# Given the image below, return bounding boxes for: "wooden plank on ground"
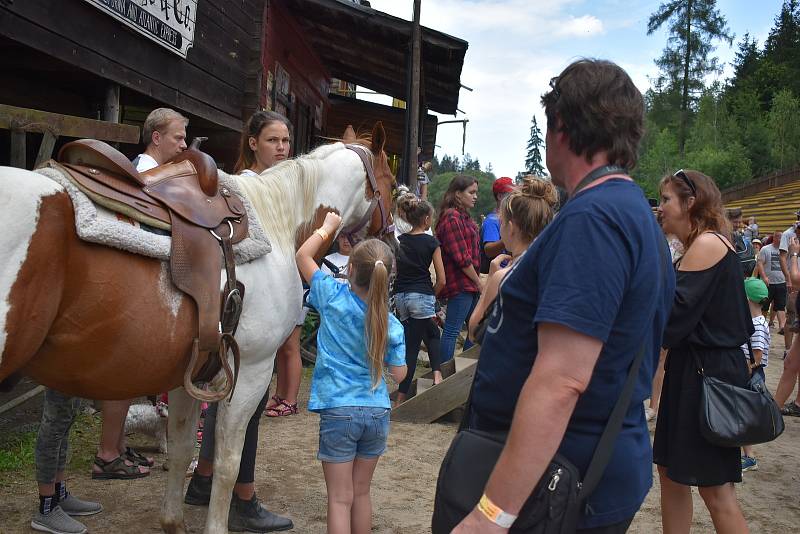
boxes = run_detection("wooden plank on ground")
[391,358,477,424]
[0,104,139,144]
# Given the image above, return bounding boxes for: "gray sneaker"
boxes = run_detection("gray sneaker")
[59,494,103,516]
[31,506,88,534]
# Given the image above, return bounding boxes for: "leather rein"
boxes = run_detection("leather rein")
[341,144,395,244]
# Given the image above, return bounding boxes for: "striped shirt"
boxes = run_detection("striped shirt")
[741,315,770,368]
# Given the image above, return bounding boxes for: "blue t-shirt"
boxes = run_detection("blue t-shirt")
[307,270,406,411]
[481,211,501,243]
[471,179,675,529]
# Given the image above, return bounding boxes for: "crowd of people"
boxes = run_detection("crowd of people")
[24,57,798,534]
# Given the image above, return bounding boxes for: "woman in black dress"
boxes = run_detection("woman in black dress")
[654,170,751,534]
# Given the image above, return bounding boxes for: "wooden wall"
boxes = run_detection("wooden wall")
[0,0,264,131]
[262,0,330,155]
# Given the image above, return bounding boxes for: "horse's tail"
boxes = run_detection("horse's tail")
[0,167,69,385]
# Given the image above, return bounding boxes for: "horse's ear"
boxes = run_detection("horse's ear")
[342,125,356,143]
[371,121,386,155]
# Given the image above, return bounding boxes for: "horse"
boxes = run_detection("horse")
[0,122,396,533]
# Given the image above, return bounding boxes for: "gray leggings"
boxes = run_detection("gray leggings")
[35,388,81,484]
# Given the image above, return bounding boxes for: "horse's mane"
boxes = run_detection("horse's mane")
[235,142,347,253]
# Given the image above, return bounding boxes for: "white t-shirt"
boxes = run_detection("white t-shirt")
[741,314,770,368]
[779,226,797,252]
[133,153,159,172]
[238,169,259,177]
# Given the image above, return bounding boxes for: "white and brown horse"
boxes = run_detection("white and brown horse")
[0,123,395,533]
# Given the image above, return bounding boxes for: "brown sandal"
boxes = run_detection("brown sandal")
[264,396,299,417]
[124,446,155,467]
[92,455,149,480]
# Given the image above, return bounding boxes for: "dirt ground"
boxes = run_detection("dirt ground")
[1,339,799,533]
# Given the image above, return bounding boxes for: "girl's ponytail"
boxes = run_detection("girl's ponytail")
[365,259,389,389]
[349,239,394,389]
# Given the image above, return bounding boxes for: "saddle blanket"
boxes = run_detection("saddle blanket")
[36,166,271,265]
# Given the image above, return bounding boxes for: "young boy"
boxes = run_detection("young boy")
[741,277,771,472]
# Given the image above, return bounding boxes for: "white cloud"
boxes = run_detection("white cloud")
[553,15,605,38]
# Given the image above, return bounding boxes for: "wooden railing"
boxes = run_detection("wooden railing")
[722,166,800,202]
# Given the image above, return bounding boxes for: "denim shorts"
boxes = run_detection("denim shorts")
[318,406,390,463]
[394,291,436,321]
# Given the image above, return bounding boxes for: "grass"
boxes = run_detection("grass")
[0,410,102,488]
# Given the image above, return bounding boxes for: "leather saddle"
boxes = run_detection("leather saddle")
[54,139,247,401]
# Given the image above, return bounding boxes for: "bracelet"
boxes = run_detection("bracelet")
[792,252,798,257]
[477,493,517,528]
[314,228,329,241]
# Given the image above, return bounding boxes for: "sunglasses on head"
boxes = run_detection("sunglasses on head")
[674,169,697,197]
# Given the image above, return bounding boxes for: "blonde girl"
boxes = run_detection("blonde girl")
[296,212,407,534]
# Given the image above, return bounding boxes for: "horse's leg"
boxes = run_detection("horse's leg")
[204,362,273,534]
[160,387,200,534]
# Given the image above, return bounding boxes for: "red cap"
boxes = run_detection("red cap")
[492,177,515,195]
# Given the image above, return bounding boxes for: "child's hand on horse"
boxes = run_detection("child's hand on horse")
[321,212,342,233]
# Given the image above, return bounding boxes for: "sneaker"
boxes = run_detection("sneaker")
[31,506,88,534]
[228,494,293,532]
[781,401,800,417]
[58,494,103,516]
[741,456,759,472]
[184,472,212,506]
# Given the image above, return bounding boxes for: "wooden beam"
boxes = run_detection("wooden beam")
[407,0,422,193]
[103,84,121,124]
[34,131,58,169]
[0,104,139,144]
[391,357,477,424]
[10,129,26,168]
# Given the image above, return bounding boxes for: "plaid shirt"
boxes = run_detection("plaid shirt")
[436,208,481,299]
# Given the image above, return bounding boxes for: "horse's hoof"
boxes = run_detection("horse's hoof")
[160,520,187,534]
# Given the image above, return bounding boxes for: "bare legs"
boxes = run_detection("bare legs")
[649,349,668,418]
[322,458,380,534]
[266,326,302,413]
[658,466,748,534]
[94,399,149,475]
[775,334,800,407]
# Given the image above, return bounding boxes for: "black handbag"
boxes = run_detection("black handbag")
[431,343,646,534]
[696,341,785,448]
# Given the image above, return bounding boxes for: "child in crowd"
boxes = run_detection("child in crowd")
[393,195,446,404]
[741,277,771,472]
[322,233,352,282]
[468,176,558,343]
[296,212,407,534]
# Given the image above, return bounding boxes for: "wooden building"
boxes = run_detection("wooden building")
[0,0,264,169]
[0,0,467,175]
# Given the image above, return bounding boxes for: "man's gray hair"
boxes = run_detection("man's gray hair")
[142,108,189,145]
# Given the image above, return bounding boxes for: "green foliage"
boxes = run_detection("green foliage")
[638,1,800,193]
[427,169,498,225]
[769,89,800,169]
[0,431,36,473]
[524,115,545,176]
[647,0,733,154]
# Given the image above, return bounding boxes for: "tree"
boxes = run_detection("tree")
[647,0,733,156]
[769,89,800,168]
[524,115,546,176]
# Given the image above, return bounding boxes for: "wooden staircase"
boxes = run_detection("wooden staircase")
[725,179,800,234]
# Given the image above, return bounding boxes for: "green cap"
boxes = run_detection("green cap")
[744,277,768,303]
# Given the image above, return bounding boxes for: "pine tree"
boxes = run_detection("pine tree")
[647,0,733,156]
[524,115,545,176]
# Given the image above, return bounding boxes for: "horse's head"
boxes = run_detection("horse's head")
[337,122,398,252]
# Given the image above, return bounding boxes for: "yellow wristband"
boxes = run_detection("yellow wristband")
[477,493,517,528]
[314,228,329,241]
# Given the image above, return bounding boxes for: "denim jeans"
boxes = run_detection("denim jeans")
[440,291,479,363]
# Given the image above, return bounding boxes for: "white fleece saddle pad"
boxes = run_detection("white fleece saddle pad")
[36,166,271,265]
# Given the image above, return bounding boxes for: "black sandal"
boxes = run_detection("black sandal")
[92,455,149,480]
[124,446,155,467]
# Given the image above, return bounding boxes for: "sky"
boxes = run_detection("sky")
[358,0,785,178]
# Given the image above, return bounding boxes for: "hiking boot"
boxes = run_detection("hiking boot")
[31,506,88,534]
[228,494,293,532]
[741,456,759,472]
[781,401,800,417]
[184,472,212,506]
[58,494,103,517]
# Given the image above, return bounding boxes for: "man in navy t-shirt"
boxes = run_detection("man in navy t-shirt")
[450,59,675,534]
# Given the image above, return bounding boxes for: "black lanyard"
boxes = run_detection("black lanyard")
[571,165,627,199]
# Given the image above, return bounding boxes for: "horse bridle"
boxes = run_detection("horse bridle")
[341,144,395,244]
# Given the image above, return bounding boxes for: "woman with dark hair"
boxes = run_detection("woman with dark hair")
[435,174,481,363]
[185,110,294,533]
[234,110,291,175]
[655,169,751,534]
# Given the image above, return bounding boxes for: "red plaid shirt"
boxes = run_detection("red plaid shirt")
[436,208,481,299]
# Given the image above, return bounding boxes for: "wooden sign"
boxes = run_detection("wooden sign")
[82,0,198,58]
